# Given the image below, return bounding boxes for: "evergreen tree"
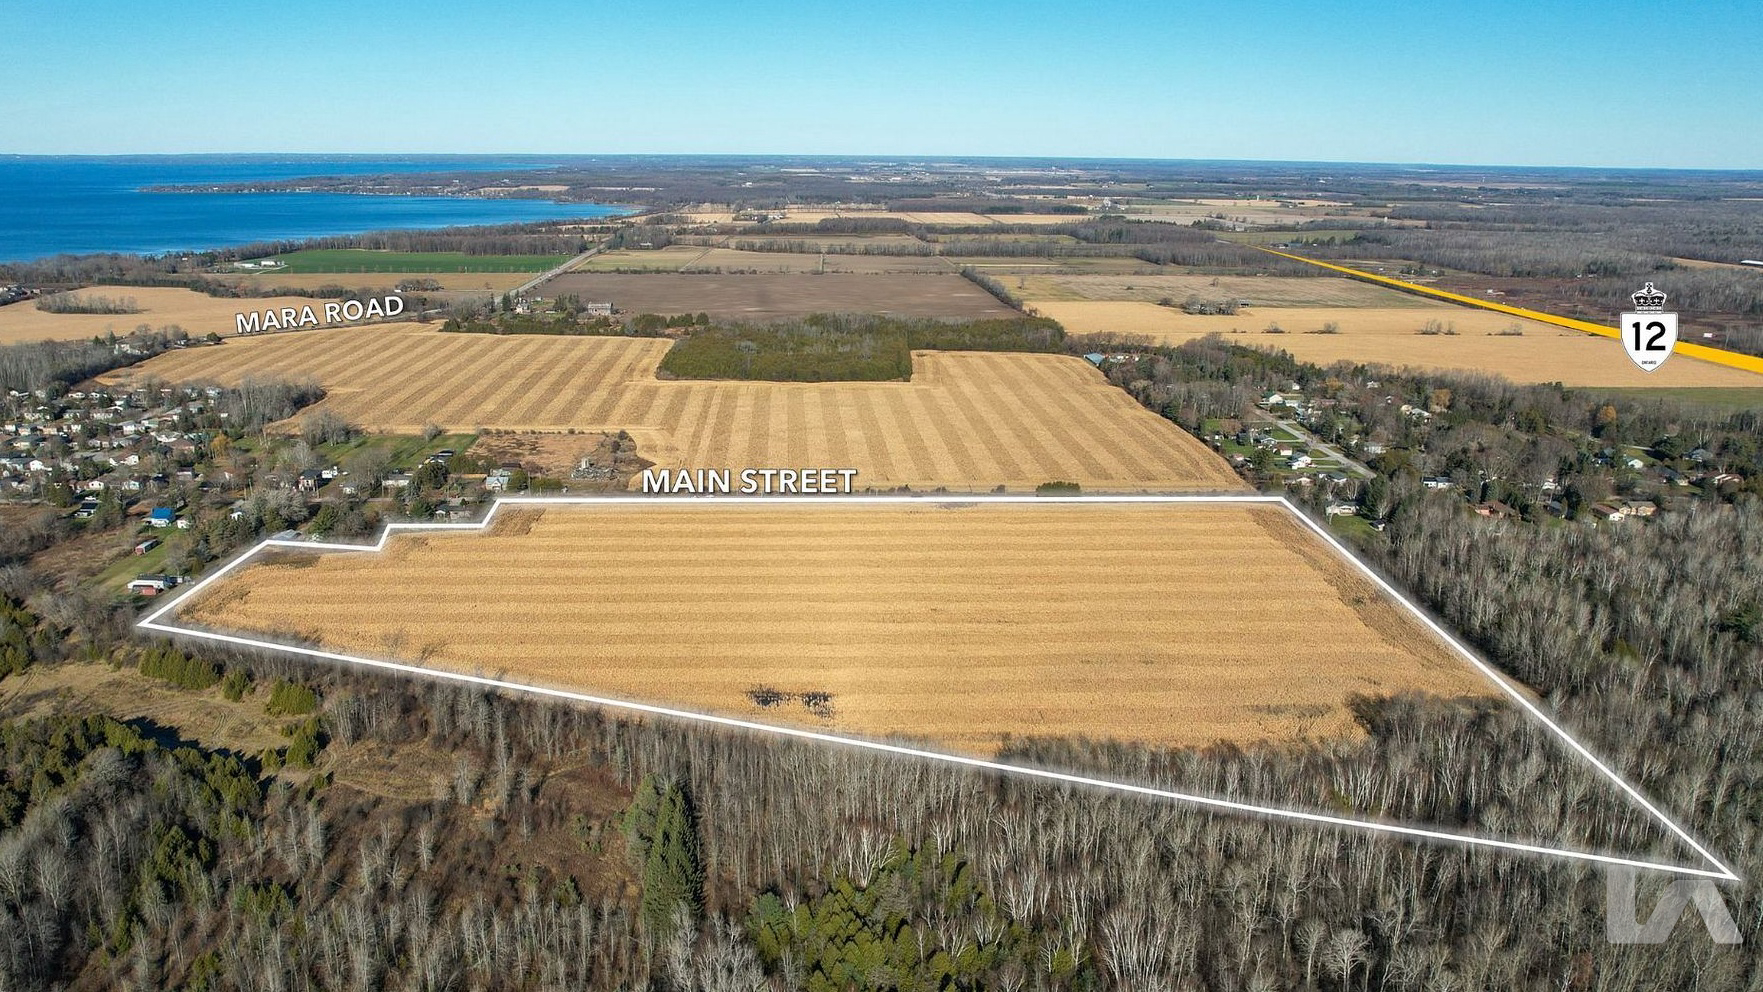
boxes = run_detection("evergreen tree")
[625,777,703,936]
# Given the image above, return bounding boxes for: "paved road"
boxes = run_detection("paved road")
[1263,413,1375,479]
[511,241,611,298]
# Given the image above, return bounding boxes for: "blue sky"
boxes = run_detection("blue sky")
[4,0,1758,168]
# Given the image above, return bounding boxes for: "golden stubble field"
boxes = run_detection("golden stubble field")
[180,502,1498,753]
[102,325,1244,491]
[1037,301,1763,387]
[0,285,332,344]
[1019,274,1427,307]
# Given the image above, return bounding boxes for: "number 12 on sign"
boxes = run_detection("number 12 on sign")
[1620,311,1677,373]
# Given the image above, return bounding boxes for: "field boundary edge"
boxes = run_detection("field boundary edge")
[137,493,1740,882]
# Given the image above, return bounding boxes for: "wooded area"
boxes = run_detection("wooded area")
[656,315,1065,382]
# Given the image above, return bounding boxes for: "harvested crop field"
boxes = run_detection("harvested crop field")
[0,285,327,344]
[102,325,1243,491]
[962,257,1166,275]
[178,501,1497,752]
[1036,301,1763,387]
[1037,303,1556,339]
[539,272,1015,321]
[1020,273,1427,307]
[1125,199,1381,224]
[582,247,953,275]
[570,246,709,272]
[680,249,953,275]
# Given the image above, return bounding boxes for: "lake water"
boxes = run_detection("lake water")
[0,156,628,263]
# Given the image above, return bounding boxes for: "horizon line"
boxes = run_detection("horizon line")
[4,151,1762,175]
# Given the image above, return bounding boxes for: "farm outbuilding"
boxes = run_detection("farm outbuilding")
[128,575,175,595]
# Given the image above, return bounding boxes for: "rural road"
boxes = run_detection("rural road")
[513,241,611,298]
[1265,413,1375,479]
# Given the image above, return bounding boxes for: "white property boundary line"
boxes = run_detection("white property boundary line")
[139,494,1740,882]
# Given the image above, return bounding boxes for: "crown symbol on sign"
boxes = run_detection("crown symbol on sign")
[1631,282,1667,311]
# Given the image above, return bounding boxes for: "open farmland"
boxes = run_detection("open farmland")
[1019,273,1427,307]
[1040,304,1558,338]
[265,249,572,273]
[961,256,1166,275]
[681,249,953,274]
[178,501,1497,753]
[1120,198,1388,225]
[0,285,330,343]
[1038,301,1763,387]
[888,212,1004,226]
[569,246,708,271]
[539,272,1016,321]
[209,270,534,293]
[670,207,1094,227]
[726,234,930,251]
[572,247,951,275]
[101,325,1244,491]
[673,208,854,225]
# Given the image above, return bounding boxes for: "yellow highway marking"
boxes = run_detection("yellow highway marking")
[1253,247,1763,378]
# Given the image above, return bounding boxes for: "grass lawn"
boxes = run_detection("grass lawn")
[1599,386,1763,415]
[266,249,572,274]
[1327,512,1381,544]
[321,432,479,470]
[1217,439,1257,460]
[95,538,171,591]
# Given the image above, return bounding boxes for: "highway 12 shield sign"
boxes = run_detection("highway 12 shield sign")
[1620,282,1677,373]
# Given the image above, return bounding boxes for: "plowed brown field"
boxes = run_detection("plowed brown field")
[181,502,1496,752]
[102,325,1243,491]
[539,272,1015,321]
